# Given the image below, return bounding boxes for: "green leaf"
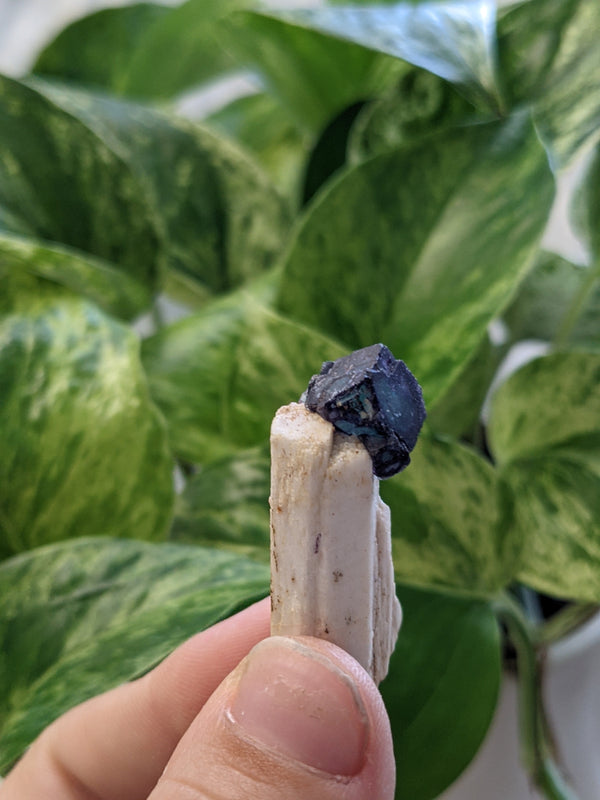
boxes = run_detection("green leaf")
[497,0,580,105]
[529,0,600,168]
[426,332,507,440]
[266,1,503,113]
[120,0,246,100]
[0,270,69,319]
[278,113,554,406]
[570,142,600,262]
[142,283,345,463]
[348,66,479,162]
[0,537,269,771]
[552,144,600,350]
[33,0,246,100]
[0,231,151,320]
[565,278,600,352]
[32,4,171,95]
[226,10,400,132]
[207,92,309,201]
[502,250,599,351]
[27,79,291,297]
[171,446,270,563]
[302,100,367,204]
[489,353,600,601]
[502,447,600,602]
[0,295,174,555]
[489,352,600,464]
[382,434,516,597]
[0,75,163,289]
[383,584,501,800]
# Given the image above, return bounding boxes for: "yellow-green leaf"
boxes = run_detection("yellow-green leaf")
[0,538,268,771]
[0,295,174,555]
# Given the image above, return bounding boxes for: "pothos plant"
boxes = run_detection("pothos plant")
[0,1,599,797]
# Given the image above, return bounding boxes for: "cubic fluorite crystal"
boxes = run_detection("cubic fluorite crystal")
[304,343,426,479]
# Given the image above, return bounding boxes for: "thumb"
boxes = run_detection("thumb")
[148,635,396,800]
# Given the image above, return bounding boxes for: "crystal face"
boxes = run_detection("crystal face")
[304,343,426,479]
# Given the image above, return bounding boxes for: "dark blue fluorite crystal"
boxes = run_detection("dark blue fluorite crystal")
[304,343,426,479]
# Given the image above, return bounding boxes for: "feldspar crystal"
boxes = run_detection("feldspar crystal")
[270,402,402,683]
[304,343,426,479]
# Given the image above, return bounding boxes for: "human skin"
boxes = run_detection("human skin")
[1,597,396,800]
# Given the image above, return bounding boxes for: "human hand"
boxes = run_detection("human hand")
[1,597,395,799]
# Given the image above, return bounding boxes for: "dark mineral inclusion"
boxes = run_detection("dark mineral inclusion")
[303,343,426,479]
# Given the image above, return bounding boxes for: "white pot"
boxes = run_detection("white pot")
[440,613,600,799]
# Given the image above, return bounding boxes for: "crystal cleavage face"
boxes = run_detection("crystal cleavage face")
[303,343,426,479]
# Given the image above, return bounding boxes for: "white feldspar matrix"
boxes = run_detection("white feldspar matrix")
[270,402,402,685]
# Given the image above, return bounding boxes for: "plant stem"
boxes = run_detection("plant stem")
[553,262,600,350]
[493,594,581,800]
[151,298,164,332]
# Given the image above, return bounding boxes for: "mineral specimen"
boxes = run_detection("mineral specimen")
[303,343,426,478]
[270,402,402,683]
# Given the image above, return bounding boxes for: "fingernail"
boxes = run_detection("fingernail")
[229,637,368,776]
